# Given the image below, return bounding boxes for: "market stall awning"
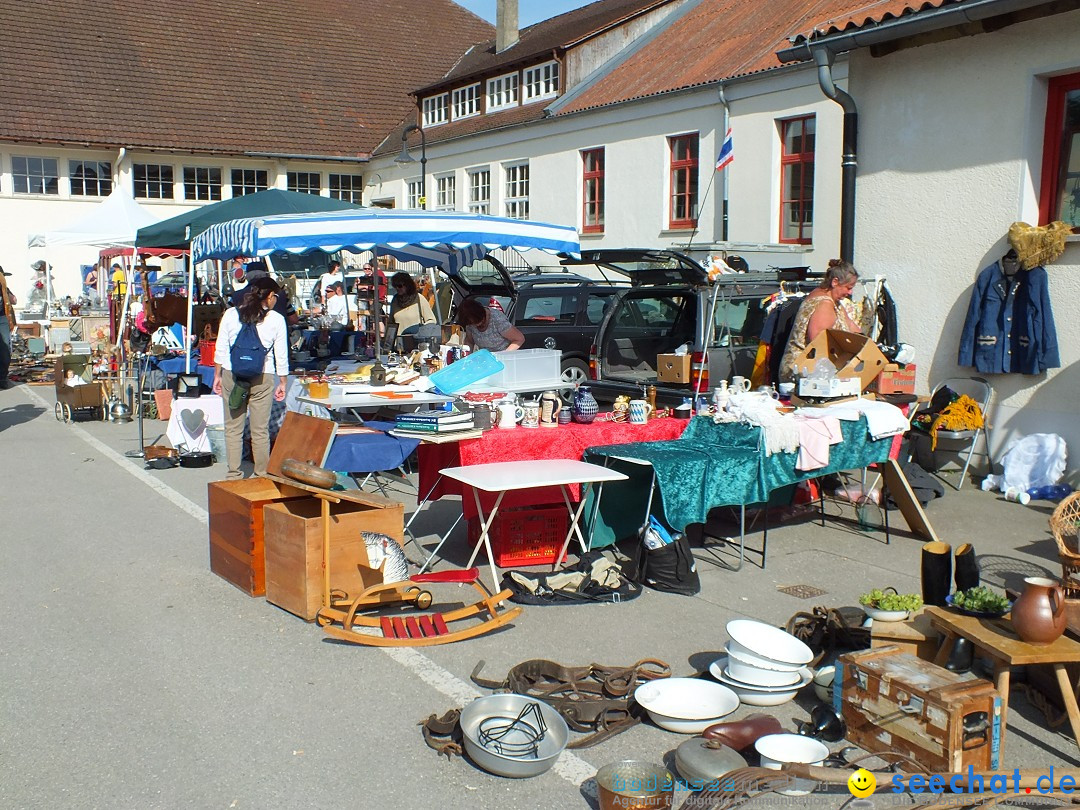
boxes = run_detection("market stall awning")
[191,208,581,273]
[28,188,162,248]
[99,246,188,260]
[134,189,362,249]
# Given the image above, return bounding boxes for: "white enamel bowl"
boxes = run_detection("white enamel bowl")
[863,606,909,622]
[726,619,814,667]
[812,665,836,703]
[724,640,805,673]
[711,659,811,707]
[724,647,801,687]
[634,678,740,734]
[754,733,830,795]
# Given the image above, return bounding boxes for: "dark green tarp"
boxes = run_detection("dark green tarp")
[134,189,362,249]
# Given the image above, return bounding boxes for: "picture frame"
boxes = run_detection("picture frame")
[381,322,399,353]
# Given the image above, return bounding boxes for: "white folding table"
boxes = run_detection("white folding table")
[422,459,628,588]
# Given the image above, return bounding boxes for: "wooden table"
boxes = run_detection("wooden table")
[927,606,1080,750]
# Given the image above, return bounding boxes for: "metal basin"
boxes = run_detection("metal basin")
[459,694,569,778]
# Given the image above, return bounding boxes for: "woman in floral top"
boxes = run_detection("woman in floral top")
[456,298,524,352]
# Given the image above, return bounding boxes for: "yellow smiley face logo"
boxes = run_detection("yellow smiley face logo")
[848,768,876,797]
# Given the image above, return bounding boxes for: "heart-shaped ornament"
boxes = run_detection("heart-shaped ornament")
[180,408,207,435]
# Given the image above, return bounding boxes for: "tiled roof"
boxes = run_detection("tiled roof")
[787,0,958,40]
[0,0,492,157]
[415,0,675,94]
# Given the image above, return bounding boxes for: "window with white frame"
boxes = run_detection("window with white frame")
[452,84,481,120]
[423,94,449,127]
[523,61,560,103]
[231,168,268,196]
[435,174,456,210]
[504,162,529,220]
[183,166,222,201]
[407,179,425,209]
[486,72,519,112]
[12,156,59,195]
[468,168,490,214]
[134,163,174,199]
[287,171,321,194]
[70,160,112,196]
[329,173,364,203]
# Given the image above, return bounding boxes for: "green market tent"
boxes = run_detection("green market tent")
[134,189,361,249]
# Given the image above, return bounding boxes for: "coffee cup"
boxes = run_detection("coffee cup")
[496,402,524,429]
[521,399,541,428]
[629,399,654,425]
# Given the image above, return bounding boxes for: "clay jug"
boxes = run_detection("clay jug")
[1011,577,1066,645]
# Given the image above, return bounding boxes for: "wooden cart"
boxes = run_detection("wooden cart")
[54,355,105,422]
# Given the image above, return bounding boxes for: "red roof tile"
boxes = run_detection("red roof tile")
[0,0,492,157]
[789,0,957,40]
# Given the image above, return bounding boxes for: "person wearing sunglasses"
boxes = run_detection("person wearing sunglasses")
[387,272,437,345]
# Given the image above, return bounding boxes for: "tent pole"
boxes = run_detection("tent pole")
[372,249,382,363]
[184,252,194,373]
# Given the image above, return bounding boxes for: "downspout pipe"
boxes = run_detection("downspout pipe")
[717,82,730,242]
[812,47,857,263]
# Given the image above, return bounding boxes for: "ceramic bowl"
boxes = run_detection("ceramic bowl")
[726,619,814,667]
[812,665,836,703]
[863,606,909,622]
[725,640,805,673]
[720,652,801,687]
[711,660,811,707]
[754,733,830,795]
[634,678,739,734]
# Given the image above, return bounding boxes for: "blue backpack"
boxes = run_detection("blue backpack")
[230,322,268,380]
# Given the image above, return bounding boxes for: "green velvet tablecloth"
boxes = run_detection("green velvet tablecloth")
[583,415,892,547]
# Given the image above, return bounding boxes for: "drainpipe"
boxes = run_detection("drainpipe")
[811,47,857,263]
[717,82,729,242]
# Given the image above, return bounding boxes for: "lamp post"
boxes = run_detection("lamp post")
[394,124,427,209]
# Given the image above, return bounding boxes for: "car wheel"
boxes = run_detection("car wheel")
[560,359,589,401]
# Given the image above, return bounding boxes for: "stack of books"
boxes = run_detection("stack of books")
[391,409,480,441]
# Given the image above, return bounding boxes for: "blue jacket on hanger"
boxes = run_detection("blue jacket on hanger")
[957,261,1059,375]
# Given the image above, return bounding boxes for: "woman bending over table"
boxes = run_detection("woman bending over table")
[457,297,524,352]
[778,259,863,383]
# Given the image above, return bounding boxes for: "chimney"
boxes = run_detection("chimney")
[496,0,519,53]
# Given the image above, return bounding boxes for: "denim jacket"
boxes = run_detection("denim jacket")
[957,262,1059,375]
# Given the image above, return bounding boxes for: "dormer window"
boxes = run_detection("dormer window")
[486,72,519,112]
[452,83,481,120]
[523,61,559,103]
[422,93,449,127]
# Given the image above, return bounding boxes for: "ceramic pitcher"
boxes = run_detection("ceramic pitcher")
[1011,576,1066,644]
[572,385,599,424]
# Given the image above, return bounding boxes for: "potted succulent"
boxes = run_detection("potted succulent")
[946,586,1012,618]
[858,588,923,622]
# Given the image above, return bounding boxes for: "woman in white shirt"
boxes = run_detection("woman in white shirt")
[212,277,290,479]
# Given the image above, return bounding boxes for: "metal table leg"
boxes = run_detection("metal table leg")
[464,487,505,590]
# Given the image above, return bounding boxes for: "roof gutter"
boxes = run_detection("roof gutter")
[812,47,858,263]
[243,151,370,163]
[777,0,1057,62]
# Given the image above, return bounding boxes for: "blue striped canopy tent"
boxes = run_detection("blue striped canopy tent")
[191,207,580,273]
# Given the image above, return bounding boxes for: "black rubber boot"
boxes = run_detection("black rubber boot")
[954,543,980,593]
[945,637,974,673]
[921,541,952,607]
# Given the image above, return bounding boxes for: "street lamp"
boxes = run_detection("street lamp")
[394,124,427,209]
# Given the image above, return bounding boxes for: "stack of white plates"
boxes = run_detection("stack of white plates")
[709,620,813,706]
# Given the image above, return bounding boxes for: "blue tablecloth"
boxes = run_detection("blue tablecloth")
[323,420,421,474]
[153,354,215,389]
[584,415,893,545]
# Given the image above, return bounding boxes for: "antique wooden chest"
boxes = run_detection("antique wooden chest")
[262,493,404,622]
[838,646,1002,772]
[207,478,308,596]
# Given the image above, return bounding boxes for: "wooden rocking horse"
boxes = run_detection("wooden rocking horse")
[318,568,523,647]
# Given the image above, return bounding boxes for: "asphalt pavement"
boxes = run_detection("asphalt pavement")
[1,381,1075,810]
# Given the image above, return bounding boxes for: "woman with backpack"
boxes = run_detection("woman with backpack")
[212,276,289,479]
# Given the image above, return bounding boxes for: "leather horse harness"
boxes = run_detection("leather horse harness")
[421,658,671,756]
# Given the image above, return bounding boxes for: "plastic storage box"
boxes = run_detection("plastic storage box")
[482,348,560,389]
[467,505,569,567]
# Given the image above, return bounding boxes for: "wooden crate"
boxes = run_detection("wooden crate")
[870,610,942,660]
[262,494,404,622]
[839,646,1002,773]
[207,478,308,596]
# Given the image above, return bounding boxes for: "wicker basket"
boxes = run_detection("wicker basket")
[1050,491,1080,598]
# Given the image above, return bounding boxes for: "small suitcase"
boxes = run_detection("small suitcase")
[838,646,1003,772]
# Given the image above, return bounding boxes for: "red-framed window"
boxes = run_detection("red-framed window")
[1039,72,1080,227]
[668,133,699,229]
[582,148,605,233]
[779,115,815,244]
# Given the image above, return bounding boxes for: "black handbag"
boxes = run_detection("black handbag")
[623,522,701,596]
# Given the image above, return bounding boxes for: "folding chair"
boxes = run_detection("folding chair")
[917,376,993,490]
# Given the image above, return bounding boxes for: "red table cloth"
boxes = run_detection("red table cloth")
[418,416,689,517]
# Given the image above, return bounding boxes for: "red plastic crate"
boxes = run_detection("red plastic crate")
[467,505,569,568]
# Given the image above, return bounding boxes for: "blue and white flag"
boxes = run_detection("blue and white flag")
[715,128,733,171]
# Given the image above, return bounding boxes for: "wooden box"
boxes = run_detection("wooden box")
[262,493,404,621]
[870,610,941,660]
[839,646,1002,772]
[207,478,308,596]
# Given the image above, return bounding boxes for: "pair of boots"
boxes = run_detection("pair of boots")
[921,541,979,672]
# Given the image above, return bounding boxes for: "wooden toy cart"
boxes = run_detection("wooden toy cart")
[54,355,105,422]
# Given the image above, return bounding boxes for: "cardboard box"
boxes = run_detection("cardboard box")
[657,353,691,383]
[794,329,888,392]
[876,363,916,394]
[263,494,404,621]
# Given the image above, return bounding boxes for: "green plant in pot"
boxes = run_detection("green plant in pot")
[947,586,1012,618]
[859,588,923,622]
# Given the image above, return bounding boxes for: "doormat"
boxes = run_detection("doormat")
[776,584,826,599]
